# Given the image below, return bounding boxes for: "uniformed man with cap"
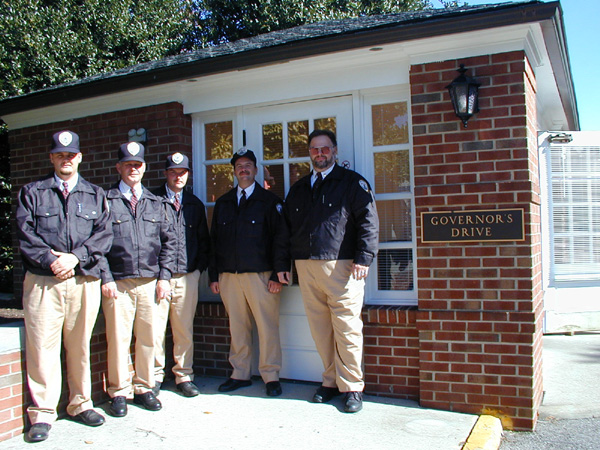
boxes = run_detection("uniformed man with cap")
[16,130,112,442]
[100,142,175,417]
[151,153,210,398]
[209,148,289,397]
[281,129,379,413]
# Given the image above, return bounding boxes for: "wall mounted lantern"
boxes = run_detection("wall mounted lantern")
[446,64,480,128]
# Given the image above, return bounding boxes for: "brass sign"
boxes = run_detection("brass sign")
[421,209,525,243]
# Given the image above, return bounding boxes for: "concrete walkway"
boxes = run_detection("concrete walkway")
[3,377,478,449]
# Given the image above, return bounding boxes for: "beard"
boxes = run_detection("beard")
[312,156,335,170]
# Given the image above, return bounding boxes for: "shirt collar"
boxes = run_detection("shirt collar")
[237,182,255,199]
[312,164,334,185]
[119,180,143,200]
[165,184,183,203]
[54,173,79,193]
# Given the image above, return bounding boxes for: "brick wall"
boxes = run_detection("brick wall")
[410,51,543,430]
[9,102,192,301]
[0,348,26,441]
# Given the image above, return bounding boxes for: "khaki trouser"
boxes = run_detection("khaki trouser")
[154,270,200,384]
[102,277,156,397]
[23,272,101,424]
[219,271,281,383]
[295,259,365,392]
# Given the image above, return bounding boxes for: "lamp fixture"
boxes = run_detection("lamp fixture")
[446,64,480,128]
[128,128,147,143]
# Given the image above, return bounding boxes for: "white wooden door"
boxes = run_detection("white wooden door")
[244,96,354,380]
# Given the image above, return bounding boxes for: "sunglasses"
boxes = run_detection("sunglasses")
[309,146,334,156]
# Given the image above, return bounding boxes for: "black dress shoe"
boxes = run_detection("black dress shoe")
[177,381,200,397]
[109,396,127,417]
[312,385,341,403]
[74,409,105,426]
[133,391,162,411]
[343,391,363,413]
[218,378,252,392]
[27,423,51,442]
[266,381,282,397]
[152,381,162,397]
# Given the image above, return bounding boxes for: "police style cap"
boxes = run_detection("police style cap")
[165,152,190,170]
[118,142,145,163]
[230,148,257,166]
[50,130,80,153]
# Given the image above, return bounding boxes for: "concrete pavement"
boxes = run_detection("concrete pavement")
[3,377,479,449]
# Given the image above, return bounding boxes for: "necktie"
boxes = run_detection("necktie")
[312,172,323,200]
[239,189,247,209]
[174,193,181,212]
[130,189,138,214]
[62,181,69,199]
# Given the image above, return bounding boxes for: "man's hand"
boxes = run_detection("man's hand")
[102,282,118,299]
[156,280,171,301]
[277,271,290,285]
[351,263,369,281]
[210,281,220,295]
[50,250,79,280]
[268,280,283,294]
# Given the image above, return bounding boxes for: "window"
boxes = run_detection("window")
[363,93,416,304]
[549,143,600,282]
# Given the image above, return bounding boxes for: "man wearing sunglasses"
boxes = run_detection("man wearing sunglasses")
[281,129,379,413]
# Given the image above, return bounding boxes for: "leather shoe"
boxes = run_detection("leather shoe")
[218,378,252,392]
[109,396,127,417]
[73,409,105,426]
[177,381,200,397]
[27,423,51,442]
[344,391,363,413]
[134,391,162,411]
[312,385,341,403]
[152,381,161,397]
[266,381,282,397]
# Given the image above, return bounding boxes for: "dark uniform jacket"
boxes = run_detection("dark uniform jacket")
[16,173,112,279]
[152,185,210,275]
[100,184,175,284]
[284,164,379,266]
[209,182,290,283]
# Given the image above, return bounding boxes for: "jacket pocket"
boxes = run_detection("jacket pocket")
[75,208,98,236]
[113,214,131,238]
[143,214,161,238]
[35,207,60,234]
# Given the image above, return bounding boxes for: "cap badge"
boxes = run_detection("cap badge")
[58,132,73,147]
[359,180,370,192]
[237,148,247,156]
[127,142,141,155]
[172,153,184,164]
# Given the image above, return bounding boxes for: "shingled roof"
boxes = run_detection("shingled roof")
[0,1,563,115]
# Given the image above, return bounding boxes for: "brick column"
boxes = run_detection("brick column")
[410,51,543,430]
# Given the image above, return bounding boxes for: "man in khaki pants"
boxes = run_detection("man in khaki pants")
[282,129,379,413]
[152,153,210,397]
[16,130,112,442]
[209,149,289,397]
[100,142,175,417]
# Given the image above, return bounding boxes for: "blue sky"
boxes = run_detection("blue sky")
[460,0,598,131]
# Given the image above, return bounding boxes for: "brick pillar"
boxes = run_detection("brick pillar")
[410,51,543,430]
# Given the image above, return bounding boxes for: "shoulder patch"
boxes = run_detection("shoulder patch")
[359,179,370,193]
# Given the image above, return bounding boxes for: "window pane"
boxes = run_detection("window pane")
[374,150,410,193]
[263,123,283,160]
[377,249,413,291]
[314,117,337,136]
[206,164,233,203]
[263,164,284,200]
[290,162,311,185]
[371,102,409,146]
[288,121,309,158]
[376,199,412,242]
[205,121,233,160]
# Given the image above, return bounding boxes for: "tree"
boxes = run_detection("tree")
[186,0,456,48]
[0,0,195,99]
